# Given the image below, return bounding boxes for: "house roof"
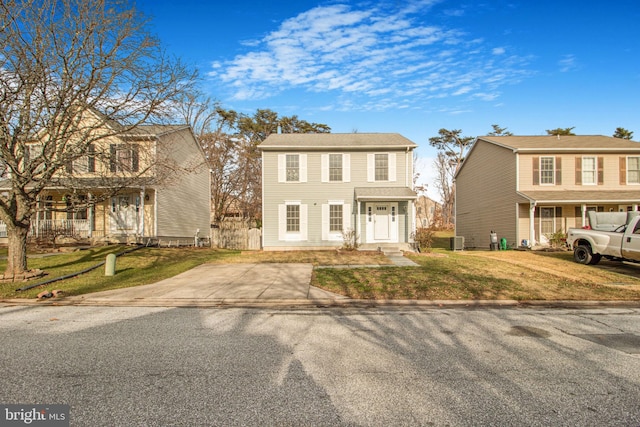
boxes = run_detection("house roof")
[477,135,640,152]
[259,133,418,150]
[517,190,640,204]
[355,187,417,200]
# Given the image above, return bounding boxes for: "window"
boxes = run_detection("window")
[286,154,299,182]
[329,204,343,232]
[286,204,300,232]
[110,144,139,173]
[582,156,596,185]
[329,154,342,182]
[375,154,388,181]
[540,157,554,184]
[628,157,640,184]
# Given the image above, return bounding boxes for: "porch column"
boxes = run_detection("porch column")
[139,187,145,237]
[581,204,587,227]
[529,202,536,246]
[356,200,361,244]
[88,193,94,238]
[35,196,40,238]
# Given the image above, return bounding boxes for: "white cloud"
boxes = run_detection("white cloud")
[559,54,578,72]
[210,1,533,108]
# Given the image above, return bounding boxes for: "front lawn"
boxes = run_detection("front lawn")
[1,241,639,301]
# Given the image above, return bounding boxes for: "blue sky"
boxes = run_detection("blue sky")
[137,0,640,198]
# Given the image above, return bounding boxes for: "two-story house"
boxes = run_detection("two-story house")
[455,135,640,249]
[259,133,418,250]
[0,114,211,246]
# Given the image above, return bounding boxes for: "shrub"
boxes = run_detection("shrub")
[412,227,435,252]
[341,228,360,250]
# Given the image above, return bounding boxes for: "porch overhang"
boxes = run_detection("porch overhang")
[355,187,418,201]
[516,190,640,204]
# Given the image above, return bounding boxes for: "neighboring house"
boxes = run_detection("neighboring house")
[455,135,640,249]
[0,116,211,246]
[259,133,418,250]
[415,195,442,229]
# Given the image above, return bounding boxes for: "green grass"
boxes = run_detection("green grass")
[0,246,240,299]
[2,235,640,301]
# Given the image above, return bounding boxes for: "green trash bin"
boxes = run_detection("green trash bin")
[499,237,507,250]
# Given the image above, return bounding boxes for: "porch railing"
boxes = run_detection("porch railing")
[28,219,90,239]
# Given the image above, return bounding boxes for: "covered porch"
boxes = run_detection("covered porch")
[354,187,417,250]
[0,187,156,244]
[517,190,640,247]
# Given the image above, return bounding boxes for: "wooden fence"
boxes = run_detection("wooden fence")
[211,227,261,250]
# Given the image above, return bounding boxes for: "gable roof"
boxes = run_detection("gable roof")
[477,135,640,152]
[259,133,418,150]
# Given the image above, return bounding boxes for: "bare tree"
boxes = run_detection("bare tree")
[0,0,195,277]
[428,129,473,227]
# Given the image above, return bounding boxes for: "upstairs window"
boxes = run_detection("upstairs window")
[581,156,596,185]
[286,154,299,182]
[329,154,342,182]
[110,144,139,173]
[540,156,555,184]
[375,154,389,181]
[628,157,640,184]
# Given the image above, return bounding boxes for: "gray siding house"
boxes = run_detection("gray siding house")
[259,133,418,250]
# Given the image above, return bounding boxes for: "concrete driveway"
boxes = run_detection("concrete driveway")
[64,263,348,307]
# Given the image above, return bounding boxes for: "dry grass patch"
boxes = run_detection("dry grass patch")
[211,249,392,266]
[312,249,640,301]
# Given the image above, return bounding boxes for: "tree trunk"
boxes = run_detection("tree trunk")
[5,222,29,277]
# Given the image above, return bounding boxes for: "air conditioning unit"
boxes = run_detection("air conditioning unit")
[450,236,464,251]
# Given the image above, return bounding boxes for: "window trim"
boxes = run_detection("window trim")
[627,156,640,185]
[581,156,597,186]
[539,156,555,185]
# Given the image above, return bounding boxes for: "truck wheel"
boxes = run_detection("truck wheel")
[574,245,593,265]
[589,253,602,265]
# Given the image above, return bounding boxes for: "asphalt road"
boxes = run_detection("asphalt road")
[0,305,638,426]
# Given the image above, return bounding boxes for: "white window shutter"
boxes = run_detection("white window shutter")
[367,154,374,182]
[300,154,307,183]
[278,204,286,240]
[278,155,286,183]
[321,204,329,240]
[343,154,351,182]
[321,154,329,182]
[343,203,351,230]
[389,153,396,182]
[300,204,308,240]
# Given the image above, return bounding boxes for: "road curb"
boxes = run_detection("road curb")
[2,297,639,309]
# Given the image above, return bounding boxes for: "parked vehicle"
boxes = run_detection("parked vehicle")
[567,214,640,265]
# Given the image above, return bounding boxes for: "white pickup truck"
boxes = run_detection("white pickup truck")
[566,214,640,265]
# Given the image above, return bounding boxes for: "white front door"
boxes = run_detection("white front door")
[365,202,399,243]
[374,204,390,240]
[110,195,137,233]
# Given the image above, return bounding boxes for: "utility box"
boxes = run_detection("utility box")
[450,236,464,251]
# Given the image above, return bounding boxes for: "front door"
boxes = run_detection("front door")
[110,195,137,233]
[374,204,390,240]
[365,202,399,243]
